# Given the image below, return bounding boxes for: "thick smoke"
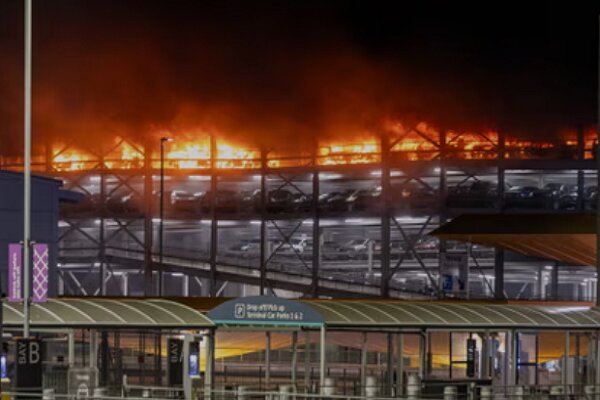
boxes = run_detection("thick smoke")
[0,1,597,157]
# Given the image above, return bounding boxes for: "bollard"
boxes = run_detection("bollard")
[42,388,55,400]
[238,385,249,400]
[406,373,421,400]
[550,385,564,398]
[443,385,457,400]
[93,387,108,399]
[321,377,336,396]
[584,385,600,400]
[279,384,293,400]
[365,376,379,398]
[512,386,525,400]
[479,386,492,400]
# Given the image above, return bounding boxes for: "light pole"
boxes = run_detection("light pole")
[23,0,32,338]
[159,137,172,296]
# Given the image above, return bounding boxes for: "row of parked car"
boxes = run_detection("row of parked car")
[61,182,599,216]
[224,236,444,260]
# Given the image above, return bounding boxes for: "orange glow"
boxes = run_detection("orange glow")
[45,125,597,171]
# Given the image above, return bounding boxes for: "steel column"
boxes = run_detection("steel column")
[495,133,506,300]
[380,133,391,298]
[143,142,154,295]
[312,142,321,297]
[438,130,447,298]
[209,136,218,296]
[260,147,268,295]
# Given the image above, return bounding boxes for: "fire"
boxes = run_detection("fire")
[318,142,380,165]
[44,124,597,171]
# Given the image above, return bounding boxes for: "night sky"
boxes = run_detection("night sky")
[0,1,599,151]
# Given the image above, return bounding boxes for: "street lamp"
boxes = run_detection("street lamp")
[159,137,172,296]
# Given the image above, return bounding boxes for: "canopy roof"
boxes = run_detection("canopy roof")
[302,300,600,330]
[3,298,213,329]
[201,296,600,330]
[430,213,595,266]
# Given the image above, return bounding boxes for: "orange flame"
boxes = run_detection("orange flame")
[46,125,596,171]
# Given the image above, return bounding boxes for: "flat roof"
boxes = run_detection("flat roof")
[431,213,595,266]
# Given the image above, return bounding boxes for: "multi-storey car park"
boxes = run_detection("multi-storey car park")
[6,123,598,301]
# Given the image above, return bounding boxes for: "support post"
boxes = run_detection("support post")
[510,331,518,386]
[68,330,75,368]
[291,331,298,388]
[419,331,427,379]
[183,334,191,400]
[562,332,570,386]
[259,147,268,294]
[205,332,215,400]
[552,263,560,300]
[380,133,391,297]
[304,331,311,392]
[89,330,98,369]
[319,325,326,393]
[143,141,154,295]
[386,333,394,396]
[396,333,404,397]
[494,249,505,300]
[23,0,32,339]
[438,130,448,299]
[209,136,218,296]
[265,331,271,389]
[312,141,320,297]
[495,132,506,300]
[360,332,368,395]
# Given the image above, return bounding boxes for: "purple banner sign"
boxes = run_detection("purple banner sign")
[32,243,49,303]
[8,244,22,302]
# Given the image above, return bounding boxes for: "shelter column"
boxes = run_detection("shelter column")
[265,331,271,389]
[204,331,215,400]
[386,333,394,395]
[360,332,368,395]
[395,333,404,397]
[291,331,298,389]
[304,331,311,392]
[319,325,326,393]
[419,331,427,379]
[562,332,570,387]
[68,330,75,368]
[509,331,518,387]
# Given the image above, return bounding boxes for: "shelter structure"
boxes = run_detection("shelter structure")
[1,298,214,398]
[204,296,600,398]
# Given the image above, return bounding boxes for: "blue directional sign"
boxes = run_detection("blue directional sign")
[208,296,324,326]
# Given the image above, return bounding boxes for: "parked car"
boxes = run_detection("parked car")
[339,239,371,258]
[266,189,295,213]
[348,187,381,211]
[504,185,560,210]
[171,190,203,213]
[393,183,438,211]
[323,189,358,212]
[279,237,310,255]
[200,190,239,213]
[446,181,501,208]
